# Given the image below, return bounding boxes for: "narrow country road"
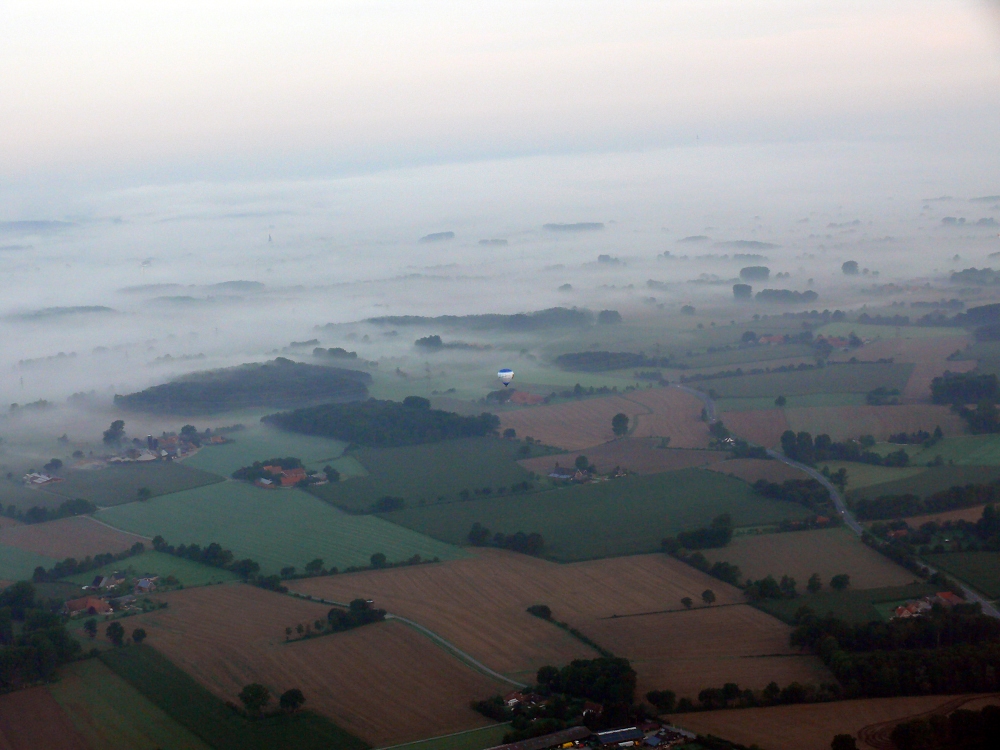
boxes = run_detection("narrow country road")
[675,384,1000,619]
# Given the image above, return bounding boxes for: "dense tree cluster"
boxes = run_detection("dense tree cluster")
[263,398,500,447]
[781,430,909,467]
[32,541,146,582]
[931,372,999,405]
[851,484,1000,521]
[887,426,942,445]
[662,514,733,551]
[666,549,742,587]
[115,358,371,414]
[865,386,901,405]
[890,704,1000,750]
[3,497,97,525]
[327,599,386,632]
[231,457,304,483]
[312,347,357,360]
[755,289,819,303]
[753,478,832,512]
[468,523,545,555]
[554,352,673,372]
[0,582,82,691]
[150,536,280,590]
[366,307,594,331]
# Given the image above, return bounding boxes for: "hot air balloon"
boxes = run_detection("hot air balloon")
[498,368,514,387]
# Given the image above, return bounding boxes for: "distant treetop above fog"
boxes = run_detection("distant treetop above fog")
[419,231,455,242]
[207,280,266,291]
[716,240,780,250]
[6,306,115,321]
[677,235,710,243]
[543,222,604,232]
[363,306,594,331]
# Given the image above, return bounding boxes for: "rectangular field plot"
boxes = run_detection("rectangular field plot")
[0,686,90,750]
[382,468,812,561]
[49,659,213,750]
[183,424,348,477]
[96,481,465,574]
[66,549,239,587]
[131,585,505,747]
[703,363,913,399]
[869,434,1000,467]
[700,527,919,591]
[703,458,811,484]
[45,461,224,506]
[716,393,867,411]
[0,542,55,581]
[924,552,1000,598]
[309,438,535,513]
[784,404,965,443]
[0,480,66,511]
[846,464,1000,503]
[819,461,925,491]
[717,408,790,448]
[754,583,939,624]
[518,440,728,476]
[678,343,817,370]
[0,515,147,560]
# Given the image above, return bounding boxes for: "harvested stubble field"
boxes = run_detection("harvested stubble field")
[97,480,464,574]
[703,458,809,484]
[383,469,811,561]
[847,464,1000,502]
[49,659,212,750]
[0,686,89,750]
[700,527,918,590]
[136,584,505,746]
[0,515,147,560]
[699,363,914,399]
[900,505,989,526]
[46,461,224,507]
[517,440,727,476]
[828,334,974,401]
[497,388,708,451]
[783,404,965,442]
[289,549,824,694]
[585,605,830,698]
[670,693,1000,750]
[718,408,789,448]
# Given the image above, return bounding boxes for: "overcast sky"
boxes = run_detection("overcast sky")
[3,0,999,192]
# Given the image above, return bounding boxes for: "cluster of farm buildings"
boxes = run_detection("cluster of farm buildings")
[62,572,159,617]
[486,722,695,750]
[891,591,965,620]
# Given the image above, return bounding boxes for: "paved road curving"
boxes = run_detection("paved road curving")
[675,384,1000,619]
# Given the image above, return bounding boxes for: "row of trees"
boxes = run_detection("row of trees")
[781,430,910,467]
[468,523,545,555]
[3,497,97,525]
[32,541,146,583]
[662,514,733,551]
[851,484,1000,522]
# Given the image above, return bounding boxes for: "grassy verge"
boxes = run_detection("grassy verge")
[379,724,511,750]
[99,644,369,750]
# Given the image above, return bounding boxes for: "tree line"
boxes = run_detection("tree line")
[32,541,146,583]
[851,482,1000,521]
[0,582,82,692]
[781,430,910,467]
[890,703,1000,750]
[468,523,545,555]
[526,605,613,658]
[263,397,501,447]
[3,497,97,525]
[554,351,674,373]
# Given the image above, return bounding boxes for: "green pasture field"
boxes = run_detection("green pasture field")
[381,724,511,750]
[869,435,1000,467]
[381,468,811,562]
[846,464,1000,503]
[44,462,224,507]
[65,550,239,587]
[716,393,867,412]
[0,479,68,511]
[954,341,1000,376]
[96,481,465,575]
[697,363,913,399]
[754,583,940,624]
[815,322,961,340]
[183,424,348,477]
[308,437,537,513]
[100,645,369,750]
[819,461,926,491]
[678,343,816,370]
[49,658,214,750]
[924,552,1000,599]
[0,542,55,581]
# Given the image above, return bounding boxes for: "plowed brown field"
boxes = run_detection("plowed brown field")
[701,527,918,590]
[784,404,965,441]
[290,550,825,694]
[136,584,506,746]
[587,605,830,697]
[518,439,727,475]
[720,408,789,447]
[0,515,148,560]
[670,693,1000,750]
[0,686,89,750]
[830,335,973,401]
[0,517,19,530]
[703,458,809,484]
[498,388,708,451]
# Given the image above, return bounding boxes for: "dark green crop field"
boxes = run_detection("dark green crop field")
[381,467,812,561]
[697,363,913,399]
[754,583,940,624]
[924,552,1000,599]
[307,437,544,513]
[847,464,1000,503]
[44,461,224,506]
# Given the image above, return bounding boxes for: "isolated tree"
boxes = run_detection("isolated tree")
[681,597,693,610]
[830,574,851,591]
[304,558,324,575]
[612,413,630,437]
[574,455,590,471]
[701,589,716,605]
[323,465,340,482]
[103,420,125,445]
[831,735,858,750]
[285,626,292,640]
[106,621,125,646]
[807,573,823,594]
[83,618,97,639]
[43,458,63,473]
[646,689,676,712]
[503,428,517,439]
[136,487,152,501]
[279,688,306,713]
[296,623,304,635]
[132,627,147,645]
[775,395,787,407]
[841,261,859,276]
[537,665,560,687]
[370,552,387,568]
[238,683,271,718]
